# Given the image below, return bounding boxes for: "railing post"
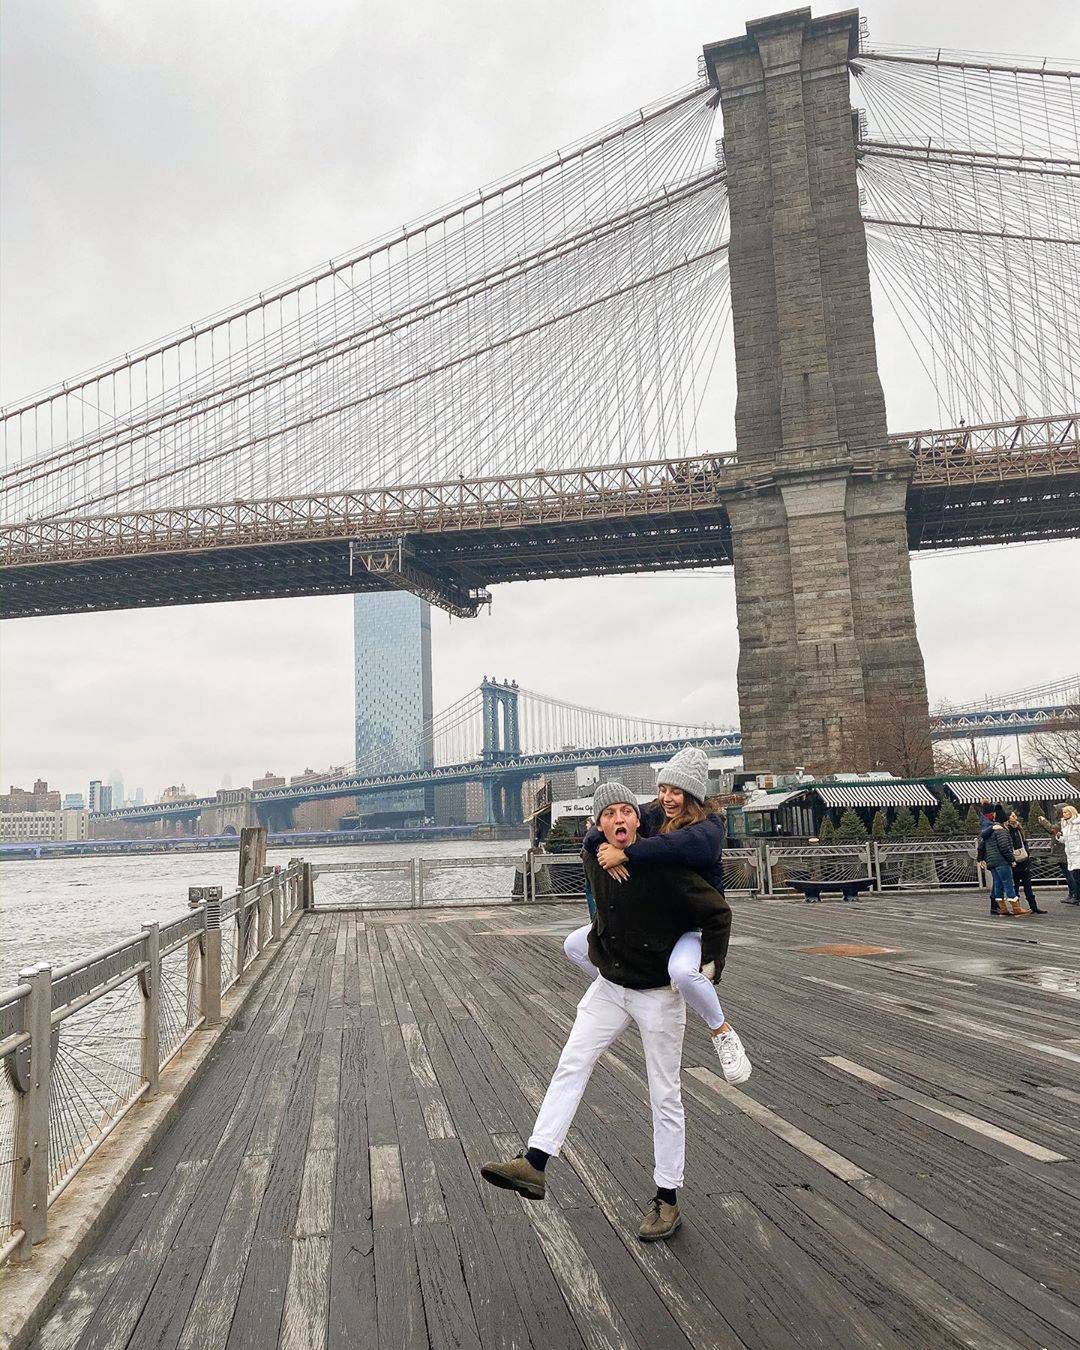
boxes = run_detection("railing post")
[202,889,223,1026]
[288,859,301,918]
[239,887,255,975]
[302,862,314,911]
[186,888,204,1026]
[257,875,270,954]
[271,870,283,942]
[412,858,421,907]
[13,963,52,1257]
[870,841,883,892]
[761,843,774,896]
[140,922,161,1097]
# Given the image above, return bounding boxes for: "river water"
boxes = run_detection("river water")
[0,839,528,986]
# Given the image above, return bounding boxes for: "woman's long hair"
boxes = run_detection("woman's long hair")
[657,793,723,834]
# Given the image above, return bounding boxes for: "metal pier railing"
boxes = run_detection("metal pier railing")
[0,859,306,1265]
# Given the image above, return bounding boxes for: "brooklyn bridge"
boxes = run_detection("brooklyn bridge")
[2,7,1077,780]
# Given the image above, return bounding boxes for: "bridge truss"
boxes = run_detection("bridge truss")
[2,34,1079,619]
[2,407,1077,616]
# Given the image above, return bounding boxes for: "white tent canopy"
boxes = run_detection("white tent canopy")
[944,777,1076,805]
[815,783,937,809]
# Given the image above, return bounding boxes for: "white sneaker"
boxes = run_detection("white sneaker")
[715,1028,752,1085]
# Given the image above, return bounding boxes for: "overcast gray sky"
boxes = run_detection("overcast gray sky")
[2,0,1077,801]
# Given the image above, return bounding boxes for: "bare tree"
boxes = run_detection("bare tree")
[932,736,997,777]
[1030,719,1080,778]
[871,701,935,777]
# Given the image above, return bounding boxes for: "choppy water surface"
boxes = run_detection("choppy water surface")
[0,839,526,985]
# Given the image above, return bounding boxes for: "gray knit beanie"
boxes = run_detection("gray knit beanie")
[591,780,640,820]
[656,746,709,803]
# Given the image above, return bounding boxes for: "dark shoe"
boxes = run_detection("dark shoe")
[480,1153,546,1200]
[638,1196,681,1241]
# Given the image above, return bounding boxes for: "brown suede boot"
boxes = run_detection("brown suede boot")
[480,1154,546,1200]
[637,1196,681,1241]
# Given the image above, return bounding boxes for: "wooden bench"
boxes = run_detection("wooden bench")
[789,877,874,903]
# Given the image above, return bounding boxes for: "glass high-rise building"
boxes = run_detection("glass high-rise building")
[354,592,434,821]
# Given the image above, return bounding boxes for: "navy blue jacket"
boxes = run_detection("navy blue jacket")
[584,802,726,894]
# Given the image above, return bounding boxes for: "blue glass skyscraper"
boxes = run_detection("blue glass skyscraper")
[354,592,434,820]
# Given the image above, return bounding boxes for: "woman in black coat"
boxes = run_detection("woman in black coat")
[1007,811,1043,914]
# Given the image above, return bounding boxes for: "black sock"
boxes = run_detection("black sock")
[525,1147,549,1171]
[656,1186,677,1205]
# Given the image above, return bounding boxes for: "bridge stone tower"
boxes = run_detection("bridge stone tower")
[480,679,524,826]
[704,7,932,777]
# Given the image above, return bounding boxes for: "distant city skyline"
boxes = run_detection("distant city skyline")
[1,670,1074,804]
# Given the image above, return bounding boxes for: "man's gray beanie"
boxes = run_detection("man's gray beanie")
[656,746,709,803]
[592,780,640,820]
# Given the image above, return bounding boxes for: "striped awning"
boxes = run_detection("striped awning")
[815,783,938,809]
[743,789,809,813]
[945,777,1077,805]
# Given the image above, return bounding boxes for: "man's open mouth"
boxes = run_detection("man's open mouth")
[613,825,630,842]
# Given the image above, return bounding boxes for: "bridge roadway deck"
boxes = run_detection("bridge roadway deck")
[33,894,1080,1349]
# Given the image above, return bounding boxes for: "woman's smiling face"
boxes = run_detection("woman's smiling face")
[658,784,685,818]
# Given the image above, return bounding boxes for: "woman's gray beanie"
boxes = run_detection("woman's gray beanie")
[656,746,709,803]
[592,781,640,819]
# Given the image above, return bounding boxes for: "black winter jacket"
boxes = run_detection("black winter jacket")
[978,820,1015,868]
[582,852,731,991]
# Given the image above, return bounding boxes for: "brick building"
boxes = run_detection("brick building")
[1,778,62,813]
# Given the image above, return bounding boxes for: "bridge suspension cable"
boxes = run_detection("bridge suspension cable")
[935,674,1080,715]
[852,43,1080,429]
[515,685,735,756]
[1,79,730,525]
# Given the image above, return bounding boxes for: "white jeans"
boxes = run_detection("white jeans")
[529,975,687,1189]
[564,923,726,1031]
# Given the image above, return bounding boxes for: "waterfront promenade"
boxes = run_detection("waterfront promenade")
[25,894,1080,1348]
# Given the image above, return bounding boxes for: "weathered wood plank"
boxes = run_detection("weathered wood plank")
[295,1150,335,1238]
[224,1240,291,1350]
[33,1255,124,1350]
[373,1226,428,1350]
[566,1207,694,1350]
[413,1223,483,1350]
[370,1143,408,1228]
[176,1154,273,1350]
[766,1183,1023,1350]
[520,1200,642,1350]
[327,1230,377,1350]
[62,1253,157,1350]
[279,1235,331,1350]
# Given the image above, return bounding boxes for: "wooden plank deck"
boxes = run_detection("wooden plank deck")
[33,893,1080,1350]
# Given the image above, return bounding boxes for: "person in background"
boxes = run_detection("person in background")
[978,804,1021,917]
[1039,805,1080,905]
[1007,810,1043,914]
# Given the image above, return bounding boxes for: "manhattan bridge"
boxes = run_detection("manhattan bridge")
[99,672,1080,833]
[2,8,1078,781]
